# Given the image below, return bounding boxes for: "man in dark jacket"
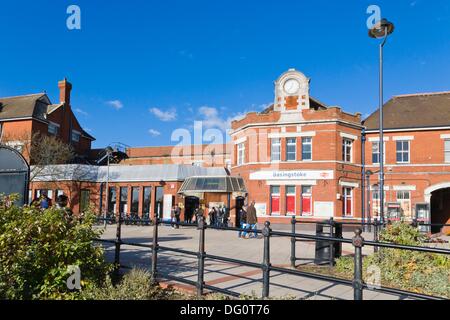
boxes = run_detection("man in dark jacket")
[238,208,247,238]
[246,201,258,238]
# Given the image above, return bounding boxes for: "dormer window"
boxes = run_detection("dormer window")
[71,130,81,143]
[48,122,60,136]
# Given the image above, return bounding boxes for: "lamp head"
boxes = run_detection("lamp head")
[369,19,395,39]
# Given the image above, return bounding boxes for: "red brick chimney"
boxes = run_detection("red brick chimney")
[58,78,72,105]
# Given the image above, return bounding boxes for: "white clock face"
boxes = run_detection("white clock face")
[283,79,300,95]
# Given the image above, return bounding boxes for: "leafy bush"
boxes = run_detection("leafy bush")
[335,222,450,298]
[379,222,427,245]
[0,197,111,300]
[80,269,185,300]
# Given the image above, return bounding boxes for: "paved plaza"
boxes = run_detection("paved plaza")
[96,223,448,300]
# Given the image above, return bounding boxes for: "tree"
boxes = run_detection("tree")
[0,131,75,181]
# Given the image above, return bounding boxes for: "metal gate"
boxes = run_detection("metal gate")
[0,145,30,206]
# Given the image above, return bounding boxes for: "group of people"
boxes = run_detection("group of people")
[30,191,73,220]
[237,200,258,239]
[207,206,230,228]
[30,191,53,209]
[170,201,259,239]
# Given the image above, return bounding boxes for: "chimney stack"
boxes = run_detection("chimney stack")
[58,78,72,105]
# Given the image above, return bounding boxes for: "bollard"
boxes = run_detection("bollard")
[290,217,296,269]
[114,215,122,274]
[352,229,365,300]
[262,221,272,299]
[197,216,206,297]
[328,218,335,267]
[151,217,159,284]
[373,218,379,253]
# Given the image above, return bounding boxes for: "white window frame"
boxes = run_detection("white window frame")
[342,138,353,163]
[71,130,81,143]
[237,143,245,166]
[301,185,313,216]
[48,122,60,136]
[396,140,410,164]
[302,137,313,161]
[271,138,281,162]
[270,186,281,216]
[286,138,297,162]
[371,189,386,218]
[5,140,24,153]
[343,187,353,217]
[371,141,386,165]
[396,191,412,218]
[445,140,450,163]
[192,161,203,167]
[285,185,296,216]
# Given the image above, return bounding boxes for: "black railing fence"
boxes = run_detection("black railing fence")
[94,215,450,301]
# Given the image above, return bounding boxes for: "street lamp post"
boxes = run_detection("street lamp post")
[103,147,113,228]
[369,19,395,225]
[365,170,374,232]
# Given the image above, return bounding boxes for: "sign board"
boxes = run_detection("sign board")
[313,202,334,218]
[415,203,431,233]
[250,170,334,181]
[255,203,267,217]
[162,194,173,221]
[0,145,29,206]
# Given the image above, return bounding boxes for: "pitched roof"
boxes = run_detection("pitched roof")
[364,91,450,130]
[0,93,49,120]
[0,92,95,141]
[32,164,228,182]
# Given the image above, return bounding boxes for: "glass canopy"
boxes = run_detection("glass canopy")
[178,176,247,194]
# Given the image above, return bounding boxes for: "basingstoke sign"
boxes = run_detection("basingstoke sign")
[249,170,334,181]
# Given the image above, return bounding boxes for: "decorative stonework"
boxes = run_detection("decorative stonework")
[274,69,310,113]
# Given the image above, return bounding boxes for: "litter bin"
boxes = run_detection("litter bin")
[314,220,343,266]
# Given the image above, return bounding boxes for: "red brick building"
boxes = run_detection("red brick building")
[31,164,228,222]
[124,144,231,168]
[363,92,450,232]
[229,71,449,232]
[0,79,95,162]
[230,69,364,224]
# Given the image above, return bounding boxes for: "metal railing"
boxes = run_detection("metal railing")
[94,216,450,300]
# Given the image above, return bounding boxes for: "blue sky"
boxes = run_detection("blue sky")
[0,0,449,148]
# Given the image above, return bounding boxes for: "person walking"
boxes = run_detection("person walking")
[246,200,258,239]
[196,205,205,226]
[170,205,177,229]
[209,207,217,227]
[238,207,247,238]
[217,206,224,228]
[223,206,230,227]
[174,204,181,229]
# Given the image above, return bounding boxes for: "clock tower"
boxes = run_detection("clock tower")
[274,69,311,113]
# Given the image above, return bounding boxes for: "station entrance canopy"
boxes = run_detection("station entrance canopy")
[178,176,247,198]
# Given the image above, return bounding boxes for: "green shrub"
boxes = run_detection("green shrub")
[0,200,111,300]
[335,222,450,298]
[80,269,185,300]
[379,222,427,246]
